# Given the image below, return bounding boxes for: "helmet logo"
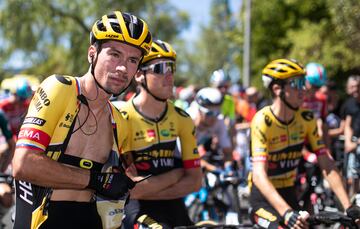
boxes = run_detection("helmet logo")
[105,34,119,39]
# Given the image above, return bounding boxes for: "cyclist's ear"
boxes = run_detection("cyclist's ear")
[271,83,282,97]
[134,70,145,84]
[88,45,97,63]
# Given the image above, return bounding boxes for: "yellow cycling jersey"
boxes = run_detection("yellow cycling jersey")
[119,99,200,176]
[250,106,327,188]
[14,74,125,229]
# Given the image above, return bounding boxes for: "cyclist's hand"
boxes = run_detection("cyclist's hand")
[346,205,360,224]
[283,209,309,229]
[87,171,135,199]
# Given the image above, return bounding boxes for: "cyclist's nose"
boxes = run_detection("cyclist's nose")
[116,61,127,74]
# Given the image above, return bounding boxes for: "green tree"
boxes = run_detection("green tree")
[248,0,360,88]
[0,0,189,80]
[176,0,242,87]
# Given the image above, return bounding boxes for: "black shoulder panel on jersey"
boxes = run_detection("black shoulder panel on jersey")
[264,114,272,127]
[174,106,190,117]
[55,74,72,85]
[301,110,314,121]
[120,110,129,120]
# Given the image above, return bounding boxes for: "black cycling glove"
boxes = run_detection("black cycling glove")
[87,171,135,199]
[283,209,300,228]
[346,205,360,222]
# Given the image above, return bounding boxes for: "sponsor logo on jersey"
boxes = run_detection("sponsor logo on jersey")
[17,180,33,205]
[134,131,145,141]
[255,208,277,222]
[65,113,74,122]
[18,127,50,147]
[34,87,51,111]
[120,111,129,120]
[184,158,201,168]
[23,117,46,126]
[59,122,71,128]
[169,122,175,131]
[135,162,151,170]
[147,129,156,138]
[290,133,299,141]
[254,127,267,144]
[280,135,287,142]
[160,129,170,137]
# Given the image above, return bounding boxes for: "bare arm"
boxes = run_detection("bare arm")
[129,168,184,199]
[252,162,291,216]
[328,119,344,137]
[344,115,357,153]
[317,153,351,209]
[12,148,90,189]
[136,167,202,200]
[0,138,15,172]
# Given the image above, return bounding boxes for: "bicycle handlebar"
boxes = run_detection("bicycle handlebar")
[308,211,358,228]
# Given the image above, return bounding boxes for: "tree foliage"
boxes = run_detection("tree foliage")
[176,0,241,87]
[247,0,360,88]
[0,0,189,80]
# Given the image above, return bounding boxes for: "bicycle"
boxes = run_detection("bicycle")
[0,174,14,229]
[308,210,358,228]
[174,211,358,229]
[184,166,247,225]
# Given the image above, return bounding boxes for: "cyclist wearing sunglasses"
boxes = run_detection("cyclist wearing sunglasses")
[186,87,233,172]
[119,39,202,229]
[249,59,358,229]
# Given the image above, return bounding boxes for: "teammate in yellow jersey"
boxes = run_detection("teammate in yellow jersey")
[119,39,202,228]
[12,11,152,229]
[249,58,360,229]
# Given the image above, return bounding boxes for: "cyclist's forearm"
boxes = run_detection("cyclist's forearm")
[135,168,202,200]
[12,148,89,189]
[318,155,351,209]
[253,166,291,216]
[130,168,184,199]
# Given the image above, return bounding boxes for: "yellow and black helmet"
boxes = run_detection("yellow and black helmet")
[90,11,152,55]
[262,58,306,88]
[141,39,176,65]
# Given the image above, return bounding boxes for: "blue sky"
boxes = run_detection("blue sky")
[169,0,242,41]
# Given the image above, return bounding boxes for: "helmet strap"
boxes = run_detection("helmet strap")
[279,85,299,111]
[141,71,167,102]
[90,41,132,97]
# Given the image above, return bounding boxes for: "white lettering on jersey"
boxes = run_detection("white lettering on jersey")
[18,180,33,205]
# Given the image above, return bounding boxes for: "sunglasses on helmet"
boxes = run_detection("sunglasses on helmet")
[198,105,221,117]
[287,77,305,90]
[141,61,176,75]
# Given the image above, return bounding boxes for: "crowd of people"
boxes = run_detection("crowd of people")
[0,9,359,229]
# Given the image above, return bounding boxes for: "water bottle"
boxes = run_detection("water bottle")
[96,150,127,229]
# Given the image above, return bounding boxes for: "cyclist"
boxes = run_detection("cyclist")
[344,76,360,197]
[302,62,329,146]
[0,110,15,173]
[12,10,152,229]
[210,69,236,126]
[0,78,33,137]
[119,39,201,228]
[187,87,233,172]
[0,110,15,220]
[250,58,359,229]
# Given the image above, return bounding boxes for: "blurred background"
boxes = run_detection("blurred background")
[1,0,360,92]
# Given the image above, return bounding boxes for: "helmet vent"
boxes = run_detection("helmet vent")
[123,13,143,39]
